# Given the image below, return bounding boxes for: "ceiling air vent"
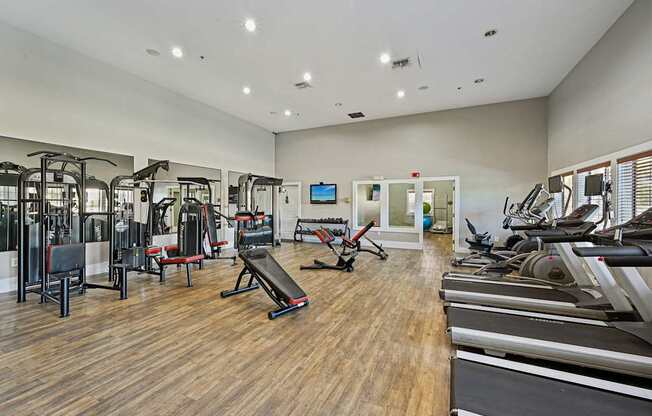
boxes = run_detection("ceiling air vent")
[294,81,312,89]
[392,57,411,69]
[348,112,365,119]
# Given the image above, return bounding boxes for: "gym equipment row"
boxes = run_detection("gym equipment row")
[444,174,652,415]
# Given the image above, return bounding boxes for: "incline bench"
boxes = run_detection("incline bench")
[221,248,309,319]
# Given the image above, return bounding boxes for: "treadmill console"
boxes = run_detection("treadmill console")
[561,204,599,221]
[599,207,652,239]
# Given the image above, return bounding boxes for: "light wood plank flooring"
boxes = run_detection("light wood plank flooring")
[0,234,453,416]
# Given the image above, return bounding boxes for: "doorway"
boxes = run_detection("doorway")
[279,182,301,241]
[421,177,459,252]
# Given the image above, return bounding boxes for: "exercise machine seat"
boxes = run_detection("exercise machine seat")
[144,247,162,256]
[210,240,228,247]
[159,254,205,265]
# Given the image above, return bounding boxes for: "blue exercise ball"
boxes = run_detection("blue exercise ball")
[423,215,433,230]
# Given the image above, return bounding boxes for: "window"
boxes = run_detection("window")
[407,190,433,215]
[575,162,611,226]
[552,172,573,218]
[617,151,652,224]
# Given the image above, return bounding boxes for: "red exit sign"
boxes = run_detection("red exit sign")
[410,170,421,178]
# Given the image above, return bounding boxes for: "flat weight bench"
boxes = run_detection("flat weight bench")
[149,245,204,287]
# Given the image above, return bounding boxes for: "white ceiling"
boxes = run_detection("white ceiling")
[0,0,632,133]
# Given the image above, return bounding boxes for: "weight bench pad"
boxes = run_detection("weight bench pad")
[159,254,204,265]
[145,247,162,256]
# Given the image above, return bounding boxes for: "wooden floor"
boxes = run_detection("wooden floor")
[0,234,454,416]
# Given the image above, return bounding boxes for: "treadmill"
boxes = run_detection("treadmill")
[440,208,652,319]
[446,244,652,379]
[451,350,652,416]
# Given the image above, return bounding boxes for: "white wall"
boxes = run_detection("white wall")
[0,21,274,173]
[0,21,275,292]
[548,0,652,172]
[276,98,549,248]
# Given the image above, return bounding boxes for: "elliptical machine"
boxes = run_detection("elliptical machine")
[453,184,554,268]
[449,174,608,285]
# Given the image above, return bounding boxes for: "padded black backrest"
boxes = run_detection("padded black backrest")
[178,202,203,256]
[203,203,219,244]
[465,218,477,235]
[48,243,85,274]
[240,248,307,303]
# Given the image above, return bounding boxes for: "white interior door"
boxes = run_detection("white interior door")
[279,183,301,240]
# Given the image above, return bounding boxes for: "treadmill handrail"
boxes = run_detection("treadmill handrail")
[605,256,652,268]
[573,246,646,258]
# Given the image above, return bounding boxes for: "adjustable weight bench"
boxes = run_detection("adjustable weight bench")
[341,220,388,260]
[300,220,386,272]
[221,248,309,319]
[148,245,204,287]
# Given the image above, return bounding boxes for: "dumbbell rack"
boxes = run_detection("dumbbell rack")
[294,218,350,243]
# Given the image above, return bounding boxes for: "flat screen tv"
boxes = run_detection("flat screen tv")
[310,183,337,204]
[548,175,563,194]
[584,173,604,197]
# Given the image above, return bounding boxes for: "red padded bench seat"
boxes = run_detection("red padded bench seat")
[288,295,310,305]
[144,247,162,256]
[159,254,205,265]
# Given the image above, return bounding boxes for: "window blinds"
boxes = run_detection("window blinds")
[617,151,652,224]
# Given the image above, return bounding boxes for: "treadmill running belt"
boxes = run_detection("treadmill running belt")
[447,307,652,357]
[451,359,652,416]
[240,248,307,303]
[442,280,583,303]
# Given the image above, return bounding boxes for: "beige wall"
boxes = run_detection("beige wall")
[276,98,549,245]
[548,0,652,172]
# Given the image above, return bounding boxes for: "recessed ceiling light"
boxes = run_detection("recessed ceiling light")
[484,29,497,37]
[474,78,485,84]
[397,89,406,99]
[380,53,391,64]
[242,86,251,95]
[418,85,429,91]
[244,18,257,32]
[171,47,183,58]
[303,72,312,82]
[284,109,292,116]
[145,48,160,57]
